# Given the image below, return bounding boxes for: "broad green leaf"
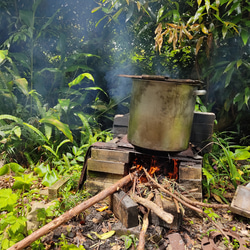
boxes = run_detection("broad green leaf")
[91,6,102,13]
[44,124,52,141]
[34,163,50,177]
[40,117,73,142]
[224,66,234,88]
[112,8,124,21]
[157,6,164,22]
[0,114,23,124]
[172,10,180,23]
[19,10,33,27]
[202,168,215,185]
[42,169,58,187]
[227,2,240,16]
[236,59,242,69]
[193,6,205,23]
[223,61,236,74]
[23,122,48,143]
[205,0,210,12]
[234,149,250,160]
[91,230,115,240]
[241,29,249,45]
[56,139,71,156]
[222,25,227,39]
[8,163,25,173]
[0,164,10,176]
[13,126,21,138]
[0,50,8,64]
[42,145,57,158]
[68,73,94,88]
[38,9,60,35]
[58,99,70,113]
[12,173,37,190]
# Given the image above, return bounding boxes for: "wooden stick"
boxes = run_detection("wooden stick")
[9,173,135,250]
[137,211,149,250]
[143,168,230,241]
[137,192,153,250]
[154,189,163,209]
[131,194,174,224]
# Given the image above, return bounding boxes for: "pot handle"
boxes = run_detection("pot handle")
[193,90,206,96]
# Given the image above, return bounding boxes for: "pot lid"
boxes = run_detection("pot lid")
[118,74,203,85]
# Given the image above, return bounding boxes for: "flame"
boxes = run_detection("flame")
[168,159,178,180]
[133,156,179,183]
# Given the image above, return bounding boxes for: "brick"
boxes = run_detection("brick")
[179,165,202,180]
[87,170,123,181]
[91,148,130,163]
[86,171,124,193]
[87,158,127,175]
[48,176,70,199]
[112,190,138,228]
[178,179,203,193]
[86,180,114,193]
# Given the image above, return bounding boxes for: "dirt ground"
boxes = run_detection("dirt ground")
[1,175,250,250]
[39,199,250,250]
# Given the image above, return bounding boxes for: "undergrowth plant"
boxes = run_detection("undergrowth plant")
[202,132,250,203]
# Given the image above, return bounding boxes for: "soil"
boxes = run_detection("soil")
[1,175,250,250]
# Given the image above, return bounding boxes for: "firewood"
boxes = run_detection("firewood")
[8,172,135,250]
[137,190,154,250]
[142,168,230,241]
[154,189,163,209]
[131,194,174,224]
[137,211,149,250]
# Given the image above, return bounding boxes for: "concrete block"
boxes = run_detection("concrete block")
[178,179,203,193]
[26,201,57,232]
[87,158,127,175]
[179,165,202,180]
[112,190,139,228]
[150,197,182,230]
[91,148,130,163]
[48,176,70,199]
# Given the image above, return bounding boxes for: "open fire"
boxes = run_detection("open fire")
[132,155,179,183]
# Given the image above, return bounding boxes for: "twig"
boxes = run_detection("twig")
[131,194,174,224]
[9,172,136,250]
[137,211,149,250]
[143,168,230,241]
[137,192,153,250]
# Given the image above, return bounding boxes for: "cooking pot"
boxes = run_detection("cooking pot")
[126,76,206,152]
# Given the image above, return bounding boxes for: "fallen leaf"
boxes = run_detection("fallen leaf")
[96,205,109,212]
[91,230,116,240]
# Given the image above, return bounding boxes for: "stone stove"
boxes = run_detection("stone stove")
[84,134,203,201]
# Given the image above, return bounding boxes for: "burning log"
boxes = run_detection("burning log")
[8,173,135,250]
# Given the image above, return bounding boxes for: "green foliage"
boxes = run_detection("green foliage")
[120,234,138,249]
[202,132,250,201]
[12,173,37,190]
[0,189,18,212]
[58,234,86,250]
[204,208,221,221]
[0,188,27,249]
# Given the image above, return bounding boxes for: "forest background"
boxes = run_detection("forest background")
[0,0,250,248]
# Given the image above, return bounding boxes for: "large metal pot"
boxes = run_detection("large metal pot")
[127,77,206,152]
